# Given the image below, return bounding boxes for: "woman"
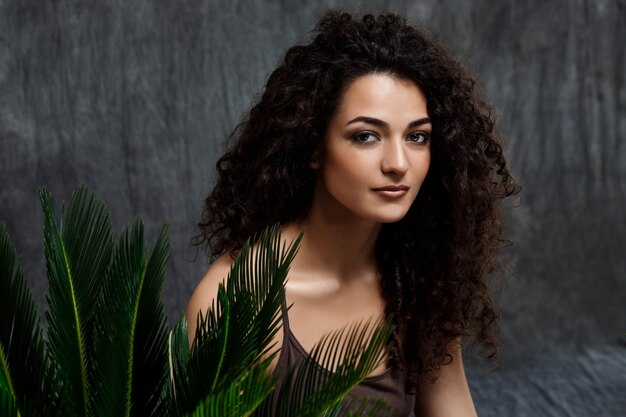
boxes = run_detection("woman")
[187,10,520,417]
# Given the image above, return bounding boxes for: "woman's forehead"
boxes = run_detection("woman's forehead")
[332,73,429,126]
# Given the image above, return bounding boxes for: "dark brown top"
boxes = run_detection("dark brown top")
[271,298,416,417]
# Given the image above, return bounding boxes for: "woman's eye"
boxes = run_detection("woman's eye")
[351,132,378,143]
[408,132,430,144]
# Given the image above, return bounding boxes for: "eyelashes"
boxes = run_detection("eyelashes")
[350,132,378,143]
[407,132,430,144]
[350,131,431,144]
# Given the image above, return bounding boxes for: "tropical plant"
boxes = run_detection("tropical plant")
[0,184,393,417]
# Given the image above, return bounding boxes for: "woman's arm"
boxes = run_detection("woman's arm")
[413,337,478,417]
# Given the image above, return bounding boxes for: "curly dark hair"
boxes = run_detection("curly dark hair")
[191,10,521,393]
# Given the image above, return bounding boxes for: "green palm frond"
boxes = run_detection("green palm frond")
[91,220,169,417]
[184,366,274,417]
[169,224,302,416]
[0,376,18,417]
[1,185,397,417]
[167,313,190,406]
[40,185,114,416]
[265,316,394,417]
[130,222,170,416]
[0,221,61,417]
[325,395,389,417]
[0,344,13,404]
[221,225,304,374]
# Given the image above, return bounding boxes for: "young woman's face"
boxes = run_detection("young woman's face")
[311,72,431,224]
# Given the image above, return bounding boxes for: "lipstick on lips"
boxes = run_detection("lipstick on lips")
[372,185,409,198]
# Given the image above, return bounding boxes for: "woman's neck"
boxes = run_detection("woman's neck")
[283,199,381,285]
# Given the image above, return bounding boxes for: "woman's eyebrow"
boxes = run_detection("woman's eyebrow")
[407,117,432,129]
[346,116,432,129]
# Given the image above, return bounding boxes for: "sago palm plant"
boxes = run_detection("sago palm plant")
[0,184,393,417]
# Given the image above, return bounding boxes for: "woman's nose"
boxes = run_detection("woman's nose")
[381,140,409,175]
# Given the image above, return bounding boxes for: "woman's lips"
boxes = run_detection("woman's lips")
[372,185,409,198]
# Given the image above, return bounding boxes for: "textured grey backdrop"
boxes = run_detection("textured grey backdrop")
[1,0,624,415]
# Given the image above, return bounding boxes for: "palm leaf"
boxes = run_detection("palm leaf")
[131,223,170,416]
[169,223,302,416]
[219,223,303,388]
[0,344,14,403]
[41,185,114,416]
[264,316,394,417]
[167,313,190,406]
[184,366,274,417]
[0,220,61,417]
[91,220,169,417]
[218,225,302,385]
[324,395,389,417]
[0,376,18,417]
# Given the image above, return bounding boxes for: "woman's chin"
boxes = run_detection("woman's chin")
[360,208,411,224]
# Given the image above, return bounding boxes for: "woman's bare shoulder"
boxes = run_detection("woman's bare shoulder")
[186,252,234,343]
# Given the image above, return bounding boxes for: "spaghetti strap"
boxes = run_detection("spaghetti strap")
[278,294,292,362]
[280,295,290,330]
[272,294,292,380]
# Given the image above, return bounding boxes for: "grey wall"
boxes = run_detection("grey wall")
[1,0,624,406]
